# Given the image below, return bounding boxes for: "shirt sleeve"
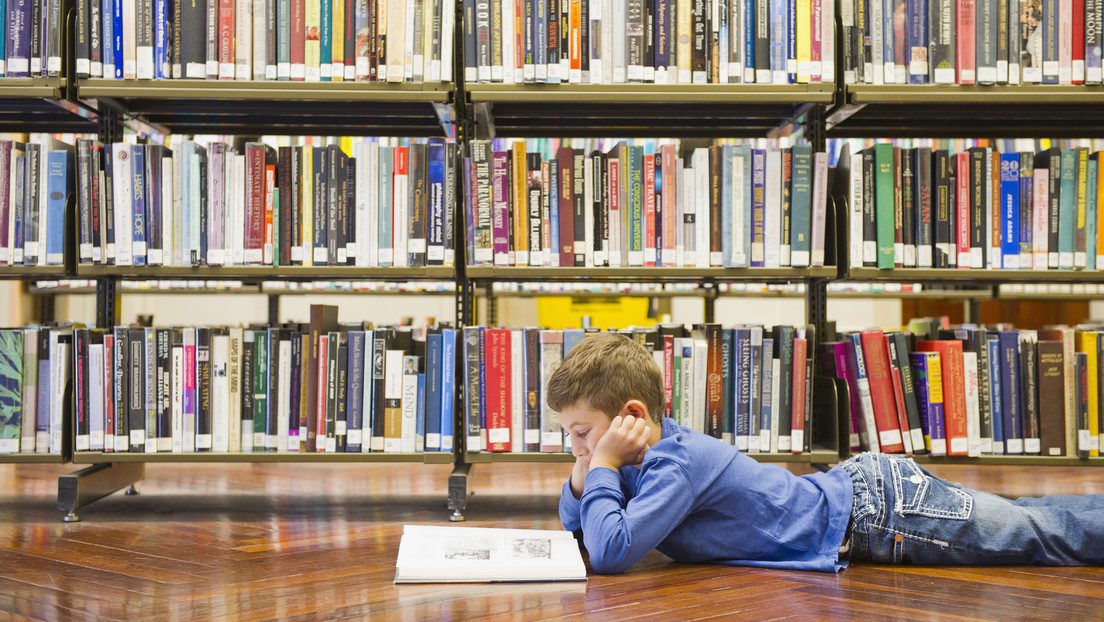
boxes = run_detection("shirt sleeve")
[559,479,583,532]
[579,458,696,575]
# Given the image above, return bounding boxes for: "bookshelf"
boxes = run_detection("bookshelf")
[71,451,454,464]
[462,448,841,465]
[0,77,97,133]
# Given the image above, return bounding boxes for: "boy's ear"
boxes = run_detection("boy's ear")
[621,400,649,421]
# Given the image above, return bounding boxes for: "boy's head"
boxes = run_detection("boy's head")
[547,333,664,459]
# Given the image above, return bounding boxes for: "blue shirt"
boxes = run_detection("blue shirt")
[559,417,854,574]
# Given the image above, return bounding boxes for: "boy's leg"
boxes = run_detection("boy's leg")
[841,453,1104,566]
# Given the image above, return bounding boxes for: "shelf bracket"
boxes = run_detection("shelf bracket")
[57,462,146,522]
[448,458,472,521]
[805,278,829,337]
[484,282,498,326]
[95,277,120,328]
[267,294,280,325]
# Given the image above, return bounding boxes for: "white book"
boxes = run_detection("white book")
[359,331,374,452]
[394,525,587,583]
[155,156,172,265]
[17,331,36,453]
[276,337,291,453]
[388,0,407,82]
[501,0,513,83]
[241,331,255,453]
[235,0,252,79]
[86,343,106,452]
[401,356,419,453]
[404,0,416,80]
[171,343,183,453]
[601,0,614,84]
[1058,0,1072,84]
[588,0,603,83]
[234,155,247,264]
[384,350,404,453]
[851,344,881,453]
[821,0,834,82]
[611,0,626,82]
[764,150,781,268]
[355,143,370,266]
[510,330,524,453]
[847,153,865,267]
[770,358,781,454]
[50,340,69,455]
[124,0,140,78]
[172,146,184,265]
[809,152,828,267]
[112,145,134,266]
[870,0,883,84]
[211,335,230,453]
[227,328,242,454]
[962,351,982,457]
[253,0,269,78]
[693,333,707,434]
[731,150,748,267]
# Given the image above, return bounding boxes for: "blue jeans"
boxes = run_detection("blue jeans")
[838,452,1104,565]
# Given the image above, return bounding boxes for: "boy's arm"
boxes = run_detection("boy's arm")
[559,454,590,532]
[579,458,695,575]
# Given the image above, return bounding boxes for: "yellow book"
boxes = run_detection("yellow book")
[796,0,811,83]
[332,0,345,81]
[302,144,314,267]
[924,351,944,455]
[386,0,407,82]
[305,0,321,81]
[1077,331,1100,457]
[512,140,528,266]
[676,0,691,84]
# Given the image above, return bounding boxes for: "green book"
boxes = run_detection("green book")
[1059,149,1077,269]
[790,144,813,267]
[1088,154,1098,270]
[874,143,896,269]
[629,145,643,262]
[1075,148,1089,268]
[320,0,332,81]
[253,330,268,450]
[0,330,24,453]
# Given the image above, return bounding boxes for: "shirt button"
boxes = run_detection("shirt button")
[909,475,924,485]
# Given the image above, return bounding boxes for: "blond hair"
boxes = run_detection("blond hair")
[546,332,664,422]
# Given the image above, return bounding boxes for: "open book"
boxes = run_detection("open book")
[394,525,588,583]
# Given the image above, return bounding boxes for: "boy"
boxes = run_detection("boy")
[551,332,1104,574]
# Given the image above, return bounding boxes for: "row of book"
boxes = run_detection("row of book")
[843,0,1104,86]
[463,0,835,85]
[842,142,1104,270]
[0,328,70,455]
[823,320,1100,458]
[75,137,457,268]
[465,139,831,269]
[462,324,815,454]
[0,138,74,267]
[0,0,66,78]
[72,0,454,82]
[70,307,458,454]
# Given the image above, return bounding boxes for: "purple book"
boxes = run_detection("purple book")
[207,143,227,265]
[911,350,947,455]
[491,150,510,266]
[751,149,766,267]
[831,341,863,452]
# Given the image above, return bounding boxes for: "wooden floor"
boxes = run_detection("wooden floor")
[2,460,1104,621]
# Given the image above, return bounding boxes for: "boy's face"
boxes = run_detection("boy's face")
[558,401,618,460]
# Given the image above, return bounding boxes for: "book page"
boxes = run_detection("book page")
[396,525,586,583]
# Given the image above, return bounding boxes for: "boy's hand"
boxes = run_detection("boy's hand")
[569,453,591,499]
[590,416,651,473]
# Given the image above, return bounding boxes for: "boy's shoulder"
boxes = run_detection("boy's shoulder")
[643,418,736,473]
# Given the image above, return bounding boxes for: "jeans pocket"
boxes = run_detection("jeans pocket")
[889,457,973,520]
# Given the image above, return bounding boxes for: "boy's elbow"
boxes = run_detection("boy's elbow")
[587,552,633,575]
[583,532,635,575]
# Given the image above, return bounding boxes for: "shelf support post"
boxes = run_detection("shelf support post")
[484,282,497,326]
[95,277,120,328]
[268,294,280,325]
[703,281,718,324]
[805,278,829,336]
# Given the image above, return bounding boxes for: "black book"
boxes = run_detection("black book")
[753,0,769,81]
[156,328,171,449]
[76,140,92,263]
[30,0,41,74]
[345,157,356,266]
[324,331,337,448]
[580,0,590,78]
[195,328,212,451]
[266,328,282,452]
[291,147,303,262]
[901,148,916,266]
[146,145,164,263]
[196,145,208,265]
[112,328,127,447]
[314,147,327,265]
[335,332,349,452]
[75,0,89,77]
[523,327,541,451]
[372,328,392,452]
[692,0,708,81]
[970,328,993,451]
[462,326,483,452]
[1042,148,1060,268]
[916,147,933,266]
[89,0,100,76]
[802,324,816,452]
[1076,352,1089,459]
[289,331,303,452]
[205,0,218,78]
[128,328,146,452]
[443,146,456,261]
[861,148,876,266]
[327,145,340,266]
[463,0,477,80]
[527,153,542,261]
[278,147,293,265]
[241,330,255,449]
[75,329,90,446]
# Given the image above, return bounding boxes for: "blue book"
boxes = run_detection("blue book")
[654,0,669,71]
[440,329,456,452]
[153,0,169,77]
[1088,155,1099,270]
[910,351,932,447]
[563,329,584,357]
[882,0,894,80]
[346,331,365,452]
[179,142,192,262]
[111,0,123,78]
[427,140,446,265]
[362,330,374,444]
[748,329,762,444]
[44,149,68,266]
[549,164,559,264]
[12,155,23,263]
[998,331,1022,454]
[1042,0,1058,84]
[478,328,486,440]
[744,0,754,79]
[0,0,7,72]
[320,0,332,80]
[733,328,751,450]
[785,0,795,81]
[6,0,28,77]
[987,336,1004,454]
[130,145,147,266]
[759,338,774,448]
[416,372,426,452]
[534,0,546,75]
[425,332,442,451]
[906,0,928,83]
[769,0,786,81]
[379,147,393,265]
[999,152,1020,268]
[1058,149,1076,268]
[751,149,766,267]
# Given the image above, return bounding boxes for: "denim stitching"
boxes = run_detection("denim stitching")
[888,456,973,520]
[872,523,952,548]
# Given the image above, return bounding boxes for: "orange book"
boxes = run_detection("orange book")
[569,0,581,81]
[916,340,970,456]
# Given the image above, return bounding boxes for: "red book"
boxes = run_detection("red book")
[608,159,619,263]
[291,0,306,80]
[860,330,905,453]
[956,152,970,267]
[885,334,913,454]
[556,147,575,267]
[663,335,674,418]
[1073,0,1085,84]
[484,328,512,452]
[916,340,970,456]
[245,144,265,264]
[956,0,976,84]
[218,0,235,79]
[791,337,807,454]
[644,154,656,267]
